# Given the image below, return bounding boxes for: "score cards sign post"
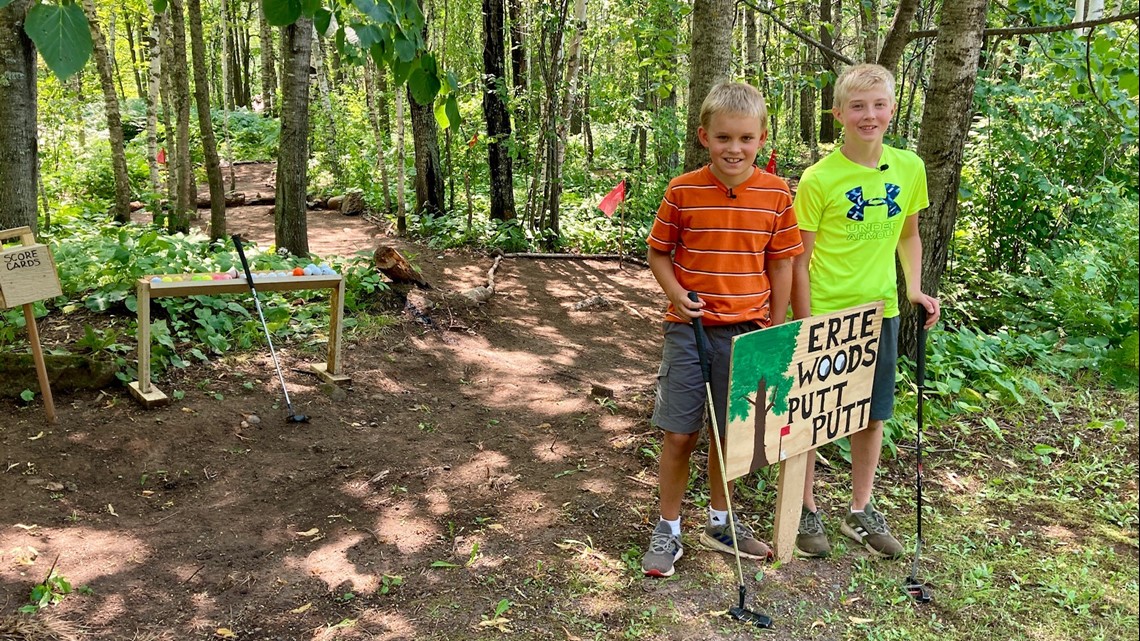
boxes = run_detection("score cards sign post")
[724,302,884,561]
[0,227,64,422]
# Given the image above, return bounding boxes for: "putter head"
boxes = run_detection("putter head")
[728,606,773,628]
[904,577,933,603]
[287,413,310,424]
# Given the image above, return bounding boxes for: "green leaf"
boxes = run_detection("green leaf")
[433,101,449,129]
[430,560,459,568]
[0,0,16,9]
[408,65,440,105]
[445,95,460,130]
[393,31,416,62]
[353,0,393,24]
[301,0,322,17]
[24,2,93,81]
[314,8,333,36]
[151,0,168,12]
[20,389,35,402]
[263,0,302,26]
[390,55,418,86]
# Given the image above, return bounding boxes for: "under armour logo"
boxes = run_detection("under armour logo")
[845,184,901,221]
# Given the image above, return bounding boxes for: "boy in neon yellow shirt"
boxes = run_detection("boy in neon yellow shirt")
[791,63,940,558]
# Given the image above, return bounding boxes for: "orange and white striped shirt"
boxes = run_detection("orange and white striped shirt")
[647,166,803,326]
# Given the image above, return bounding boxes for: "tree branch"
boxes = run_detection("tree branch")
[741,0,855,67]
[907,10,1139,41]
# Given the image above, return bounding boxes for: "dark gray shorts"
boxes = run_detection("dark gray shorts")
[652,321,759,435]
[869,315,900,421]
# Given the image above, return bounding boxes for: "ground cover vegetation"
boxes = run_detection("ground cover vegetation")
[0,0,1137,639]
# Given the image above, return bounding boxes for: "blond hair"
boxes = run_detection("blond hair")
[700,82,768,130]
[834,63,896,108]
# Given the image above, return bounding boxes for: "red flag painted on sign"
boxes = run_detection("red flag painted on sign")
[157,148,167,165]
[598,180,626,217]
[764,149,777,174]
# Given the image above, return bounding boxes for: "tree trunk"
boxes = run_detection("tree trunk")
[483,0,517,221]
[799,4,817,159]
[166,0,194,233]
[125,14,146,99]
[860,0,880,62]
[0,0,38,233]
[184,0,226,241]
[683,0,735,172]
[507,0,528,137]
[396,88,408,235]
[408,83,446,220]
[363,60,392,213]
[899,0,990,358]
[819,0,836,144]
[745,5,760,85]
[877,0,920,73]
[157,13,177,223]
[145,16,162,195]
[82,0,133,224]
[110,9,127,100]
[311,29,343,185]
[276,18,313,256]
[542,0,585,244]
[258,0,276,115]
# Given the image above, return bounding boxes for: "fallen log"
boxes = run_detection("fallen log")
[503,252,649,267]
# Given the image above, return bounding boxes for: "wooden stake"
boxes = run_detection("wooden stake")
[22,303,55,422]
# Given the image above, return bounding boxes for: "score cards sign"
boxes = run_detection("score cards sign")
[723,302,884,481]
[0,243,63,309]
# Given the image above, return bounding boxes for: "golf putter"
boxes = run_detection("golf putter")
[689,292,773,628]
[904,306,932,603]
[232,235,309,424]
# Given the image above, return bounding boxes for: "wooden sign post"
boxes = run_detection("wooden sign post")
[0,227,64,422]
[724,302,884,561]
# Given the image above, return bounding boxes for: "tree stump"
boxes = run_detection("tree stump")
[373,246,431,289]
[341,190,366,216]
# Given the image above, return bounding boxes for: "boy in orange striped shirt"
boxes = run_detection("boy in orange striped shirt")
[641,82,803,577]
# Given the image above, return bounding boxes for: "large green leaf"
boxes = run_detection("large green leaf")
[389,54,417,86]
[393,31,415,62]
[408,65,440,105]
[445,94,461,130]
[301,0,321,17]
[24,2,92,81]
[353,0,393,24]
[0,0,16,9]
[433,101,450,130]
[152,0,168,12]
[263,0,302,26]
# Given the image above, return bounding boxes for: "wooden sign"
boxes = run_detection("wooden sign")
[0,243,63,309]
[724,302,884,481]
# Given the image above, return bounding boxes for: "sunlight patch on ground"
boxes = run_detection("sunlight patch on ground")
[422,486,452,516]
[452,449,511,485]
[0,526,150,587]
[347,609,417,640]
[289,531,379,593]
[371,503,439,554]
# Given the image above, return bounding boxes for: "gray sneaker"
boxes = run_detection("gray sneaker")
[699,519,773,561]
[642,520,683,577]
[841,503,904,558]
[795,507,831,558]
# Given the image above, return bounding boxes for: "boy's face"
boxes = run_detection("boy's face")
[833,87,895,145]
[698,112,767,189]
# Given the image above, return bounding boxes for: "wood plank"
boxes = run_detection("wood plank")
[772,451,809,563]
[140,273,342,298]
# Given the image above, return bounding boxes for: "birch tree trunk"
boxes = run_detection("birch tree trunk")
[819,0,836,144]
[860,0,880,62]
[276,17,313,256]
[898,0,990,358]
[483,0,517,221]
[396,88,408,235]
[311,29,343,185]
[541,0,585,241]
[0,0,38,233]
[683,0,735,171]
[184,0,226,241]
[363,60,392,213]
[145,16,161,195]
[745,5,760,86]
[507,0,528,137]
[166,0,194,233]
[82,0,133,224]
[125,15,146,98]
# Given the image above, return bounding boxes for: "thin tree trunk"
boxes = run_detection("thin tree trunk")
[407,3,445,221]
[110,9,127,100]
[542,0,584,244]
[483,0,517,221]
[125,13,146,99]
[507,0,528,137]
[899,0,990,358]
[860,0,880,62]
[363,60,392,213]
[166,0,194,233]
[0,0,39,233]
[258,0,276,115]
[396,88,407,235]
[683,0,735,171]
[145,16,161,195]
[819,0,836,144]
[745,5,760,85]
[877,0,920,72]
[83,0,133,224]
[158,13,177,224]
[184,0,226,241]
[311,30,343,185]
[799,4,817,160]
[276,17,313,256]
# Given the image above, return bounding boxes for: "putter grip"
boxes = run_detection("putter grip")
[916,305,927,389]
[687,292,712,384]
[232,235,256,285]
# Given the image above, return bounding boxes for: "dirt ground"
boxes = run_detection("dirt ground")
[0,166,922,640]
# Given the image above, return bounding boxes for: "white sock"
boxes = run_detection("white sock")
[708,508,728,527]
[660,517,681,537]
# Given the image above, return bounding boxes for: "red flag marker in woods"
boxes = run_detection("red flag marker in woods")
[157,148,167,165]
[598,179,626,217]
[765,149,777,174]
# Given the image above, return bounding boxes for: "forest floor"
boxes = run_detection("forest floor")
[1,165,1136,641]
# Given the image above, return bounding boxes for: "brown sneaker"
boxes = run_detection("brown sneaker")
[699,519,773,561]
[794,507,831,558]
[841,503,904,558]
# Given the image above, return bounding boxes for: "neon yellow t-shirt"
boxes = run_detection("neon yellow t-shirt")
[793,146,929,318]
